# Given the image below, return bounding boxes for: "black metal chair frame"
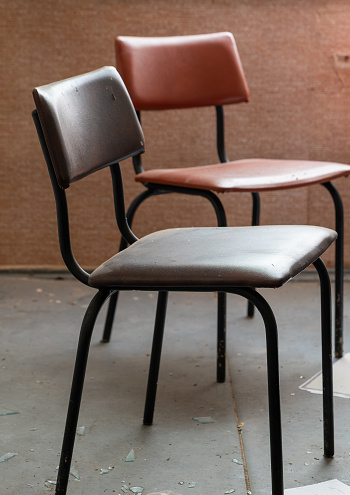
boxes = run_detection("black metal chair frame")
[33,105,334,495]
[103,105,345,375]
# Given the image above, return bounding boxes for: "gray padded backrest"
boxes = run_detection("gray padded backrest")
[33,66,145,189]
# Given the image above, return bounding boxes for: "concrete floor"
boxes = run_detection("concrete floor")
[0,273,349,495]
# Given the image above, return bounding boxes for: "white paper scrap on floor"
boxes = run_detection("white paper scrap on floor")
[285,479,350,494]
[300,353,350,398]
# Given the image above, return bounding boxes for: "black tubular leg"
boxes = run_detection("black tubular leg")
[152,185,229,383]
[102,182,229,384]
[217,292,226,382]
[100,236,127,343]
[247,192,261,318]
[56,290,110,495]
[101,189,159,343]
[143,291,169,426]
[101,291,119,343]
[188,189,227,383]
[185,189,228,383]
[313,258,334,457]
[228,287,283,494]
[322,182,344,358]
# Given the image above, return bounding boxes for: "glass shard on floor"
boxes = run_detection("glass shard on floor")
[192,416,216,424]
[76,426,85,436]
[0,408,20,416]
[0,452,18,463]
[146,492,183,495]
[126,448,135,462]
[99,468,110,475]
[130,487,144,494]
[70,467,80,480]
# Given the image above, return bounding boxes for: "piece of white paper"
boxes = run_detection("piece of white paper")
[285,479,350,494]
[299,353,350,398]
[147,492,182,495]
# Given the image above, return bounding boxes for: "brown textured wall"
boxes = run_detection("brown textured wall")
[1,0,350,270]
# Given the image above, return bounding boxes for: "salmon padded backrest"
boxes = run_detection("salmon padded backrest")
[33,66,145,189]
[115,32,250,111]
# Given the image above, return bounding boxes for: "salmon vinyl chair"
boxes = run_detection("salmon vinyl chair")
[103,32,350,372]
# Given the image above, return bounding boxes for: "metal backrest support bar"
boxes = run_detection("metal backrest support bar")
[216,105,229,164]
[133,106,230,176]
[110,163,139,245]
[32,109,90,285]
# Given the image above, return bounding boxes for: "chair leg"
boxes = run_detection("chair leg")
[229,287,283,495]
[247,192,260,318]
[313,258,334,456]
[143,291,169,426]
[189,189,228,383]
[146,286,284,493]
[101,290,119,342]
[217,292,226,382]
[56,290,110,495]
[107,183,230,385]
[155,185,229,383]
[195,190,228,383]
[101,228,128,343]
[322,182,344,358]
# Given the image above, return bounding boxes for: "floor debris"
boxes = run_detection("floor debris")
[0,452,18,463]
[99,468,110,475]
[130,487,144,494]
[300,353,350,398]
[192,416,216,424]
[126,448,135,462]
[76,426,85,436]
[44,480,56,487]
[70,467,80,480]
[285,479,350,493]
[146,492,183,495]
[0,408,20,416]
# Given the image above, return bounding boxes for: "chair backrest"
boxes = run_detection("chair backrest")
[32,66,145,283]
[33,66,145,189]
[115,32,250,111]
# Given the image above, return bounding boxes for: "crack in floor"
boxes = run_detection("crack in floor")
[228,359,251,494]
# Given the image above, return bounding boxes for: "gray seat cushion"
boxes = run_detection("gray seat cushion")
[89,225,336,289]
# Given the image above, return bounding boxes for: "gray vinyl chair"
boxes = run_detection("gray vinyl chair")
[32,66,335,495]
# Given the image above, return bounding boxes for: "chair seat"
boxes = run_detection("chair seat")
[135,158,350,192]
[89,225,336,289]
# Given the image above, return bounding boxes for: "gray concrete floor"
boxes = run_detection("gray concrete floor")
[0,273,349,495]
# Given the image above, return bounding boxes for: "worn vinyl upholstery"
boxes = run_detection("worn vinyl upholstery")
[115,33,350,192]
[135,158,350,192]
[89,225,337,289]
[33,66,145,189]
[115,32,249,110]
